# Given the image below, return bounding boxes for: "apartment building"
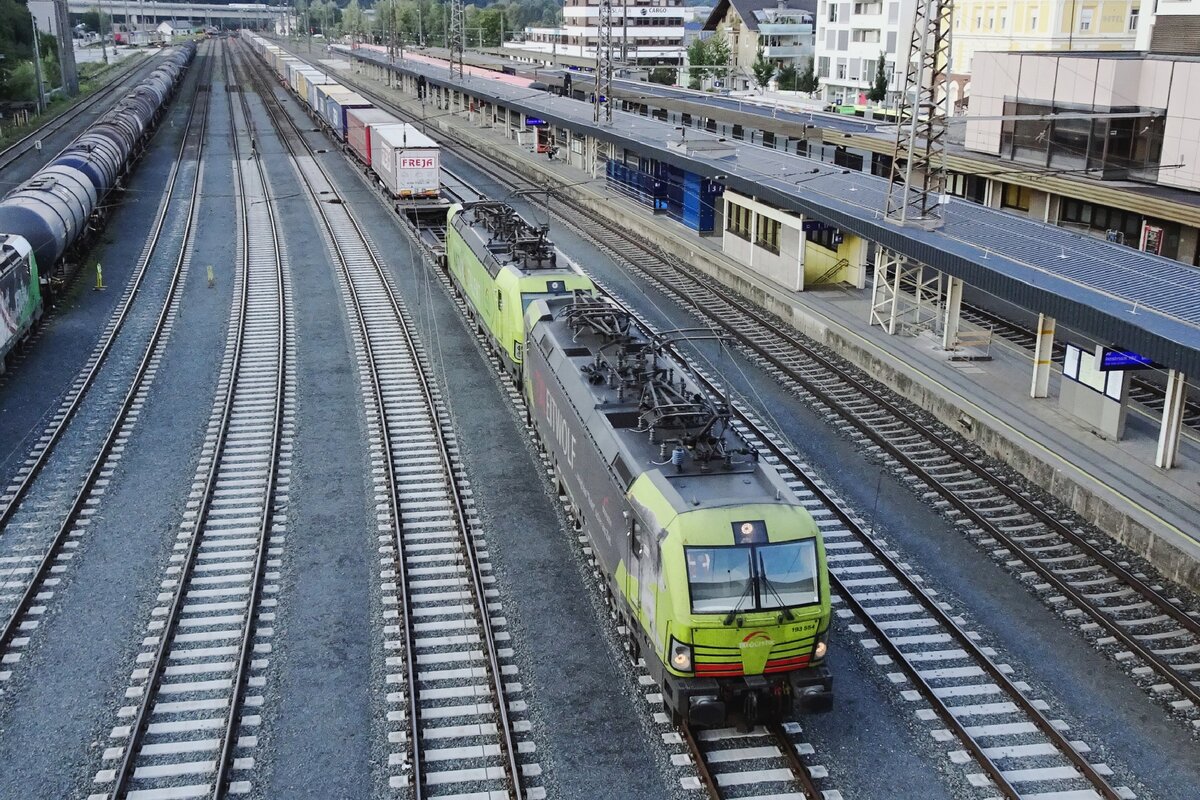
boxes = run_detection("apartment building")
[1136,0,1200,54]
[702,0,817,91]
[952,1,1141,80]
[509,0,688,66]
[813,0,914,106]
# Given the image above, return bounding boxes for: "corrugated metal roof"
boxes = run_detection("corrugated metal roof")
[354,49,1200,376]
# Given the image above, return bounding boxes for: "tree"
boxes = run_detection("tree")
[867,52,888,103]
[648,67,676,86]
[341,0,365,39]
[751,46,773,89]
[685,38,707,89]
[797,56,820,94]
[776,62,797,92]
[3,61,38,103]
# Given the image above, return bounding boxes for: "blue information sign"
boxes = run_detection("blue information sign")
[1100,348,1154,371]
[525,117,548,126]
[801,220,830,232]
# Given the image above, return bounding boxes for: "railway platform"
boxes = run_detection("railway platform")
[283,42,1200,592]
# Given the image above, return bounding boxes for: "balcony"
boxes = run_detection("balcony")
[763,44,810,58]
[758,23,813,35]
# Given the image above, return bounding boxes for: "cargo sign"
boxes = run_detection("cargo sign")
[400,157,435,169]
[1099,348,1154,371]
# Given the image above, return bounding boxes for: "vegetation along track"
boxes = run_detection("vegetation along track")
[88,41,293,798]
[0,53,152,174]
[0,44,214,687]
[351,75,1200,728]
[243,41,541,798]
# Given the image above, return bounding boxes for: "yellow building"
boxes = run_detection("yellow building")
[951,1,1141,105]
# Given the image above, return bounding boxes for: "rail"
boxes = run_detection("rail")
[240,38,525,799]
[107,39,288,798]
[0,43,215,669]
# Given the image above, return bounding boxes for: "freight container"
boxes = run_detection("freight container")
[369,123,440,198]
[317,86,371,140]
[346,108,401,167]
[304,71,335,111]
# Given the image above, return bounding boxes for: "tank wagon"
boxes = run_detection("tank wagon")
[443,200,833,725]
[0,42,195,366]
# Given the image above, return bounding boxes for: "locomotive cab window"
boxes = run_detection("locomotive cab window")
[629,520,643,558]
[685,539,819,614]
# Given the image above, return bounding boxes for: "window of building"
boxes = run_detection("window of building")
[1129,9,1139,31]
[756,215,781,254]
[1030,10,1038,30]
[763,130,776,148]
[818,56,830,78]
[1000,183,1032,212]
[836,62,847,79]
[976,14,982,28]
[727,203,752,240]
[1080,8,1093,31]
[828,3,837,22]
[988,15,993,29]
[852,29,881,43]
[806,226,841,252]
[1000,13,1007,29]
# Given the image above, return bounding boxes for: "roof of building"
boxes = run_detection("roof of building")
[702,0,816,32]
[352,48,1200,377]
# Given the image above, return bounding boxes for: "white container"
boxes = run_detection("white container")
[369,123,440,198]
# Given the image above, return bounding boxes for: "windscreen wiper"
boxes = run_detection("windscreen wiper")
[757,553,795,622]
[722,576,755,626]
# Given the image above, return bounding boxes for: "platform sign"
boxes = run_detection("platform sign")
[801,220,830,232]
[524,117,548,127]
[1099,348,1154,372]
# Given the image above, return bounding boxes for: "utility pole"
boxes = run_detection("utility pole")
[594,0,613,122]
[884,0,952,227]
[97,6,109,64]
[31,17,46,114]
[53,0,79,95]
[449,0,464,76]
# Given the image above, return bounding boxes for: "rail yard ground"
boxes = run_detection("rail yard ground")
[0,36,1197,800]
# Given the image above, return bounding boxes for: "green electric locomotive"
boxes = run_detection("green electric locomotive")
[445,202,833,726]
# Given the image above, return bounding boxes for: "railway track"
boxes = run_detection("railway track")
[87,40,293,798]
[365,163,835,799]
[249,51,1166,795]
[609,282,1136,800]
[547,201,1200,723]
[0,44,214,686]
[0,54,153,177]
[242,41,540,798]
[383,103,1200,730]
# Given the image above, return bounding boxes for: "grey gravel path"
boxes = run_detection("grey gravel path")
[239,85,377,800]
[0,47,236,798]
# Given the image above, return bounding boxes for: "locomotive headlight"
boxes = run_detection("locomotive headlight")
[814,640,827,660]
[669,638,693,673]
